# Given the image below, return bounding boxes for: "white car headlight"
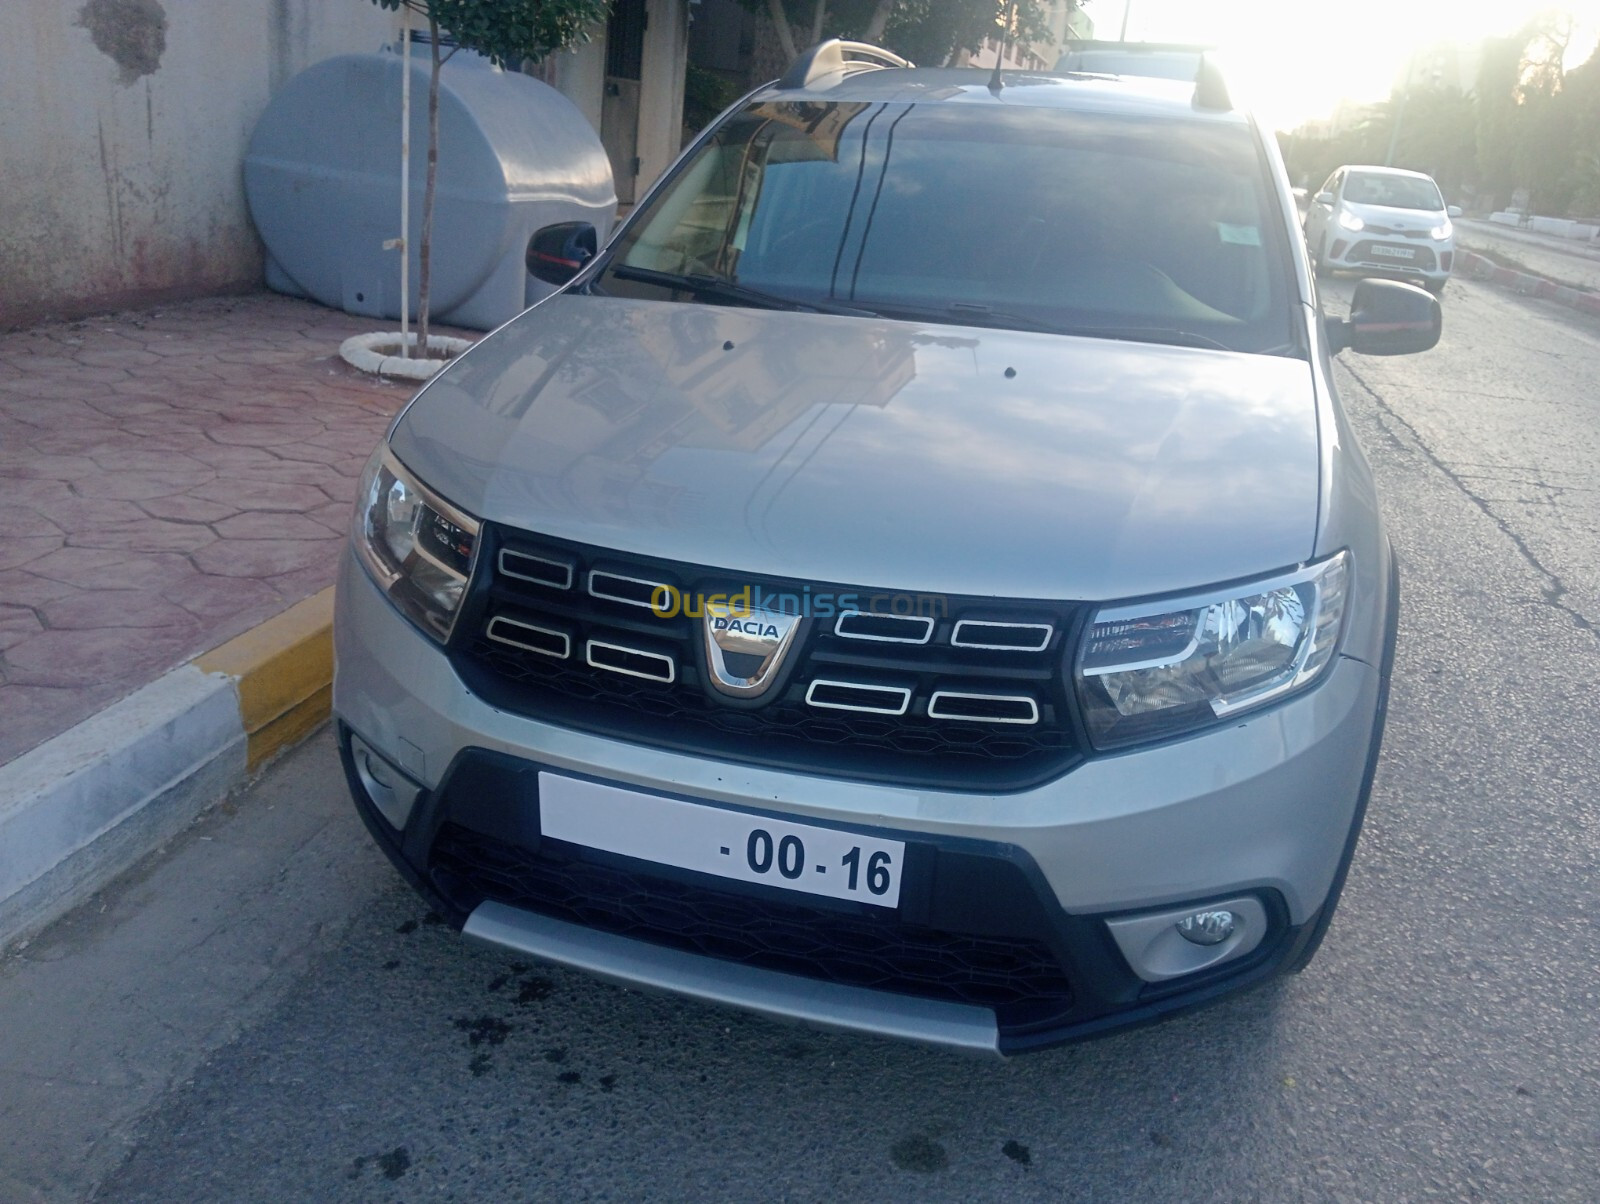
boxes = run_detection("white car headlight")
[1429,219,1453,240]
[1075,552,1350,748]
[351,446,480,642]
[1337,209,1365,232]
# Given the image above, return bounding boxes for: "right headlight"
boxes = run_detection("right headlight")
[351,446,480,642]
[1075,551,1350,749]
[1337,209,1365,232]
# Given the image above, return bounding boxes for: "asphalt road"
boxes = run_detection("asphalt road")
[6,275,1600,1202]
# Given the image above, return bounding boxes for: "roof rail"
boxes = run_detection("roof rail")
[1193,54,1231,111]
[776,39,913,90]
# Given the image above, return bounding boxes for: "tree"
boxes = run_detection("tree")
[742,0,1068,68]
[371,0,609,348]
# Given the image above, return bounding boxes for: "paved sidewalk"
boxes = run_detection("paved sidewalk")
[0,294,436,767]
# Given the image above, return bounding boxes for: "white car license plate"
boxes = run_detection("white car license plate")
[538,773,905,908]
[1371,245,1414,259]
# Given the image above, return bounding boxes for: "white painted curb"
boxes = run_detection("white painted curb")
[0,665,246,950]
[339,331,472,381]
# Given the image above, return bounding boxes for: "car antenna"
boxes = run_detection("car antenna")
[990,0,1020,94]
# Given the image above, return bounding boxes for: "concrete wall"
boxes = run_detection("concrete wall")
[0,0,399,327]
[531,0,688,207]
[637,0,689,193]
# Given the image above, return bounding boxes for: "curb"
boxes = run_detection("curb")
[1456,249,1600,316]
[0,588,336,951]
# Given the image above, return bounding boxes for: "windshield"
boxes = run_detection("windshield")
[600,99,1297,355]
[1342,171,1444,211]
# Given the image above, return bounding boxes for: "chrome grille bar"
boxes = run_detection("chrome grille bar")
[927,691,1040,725]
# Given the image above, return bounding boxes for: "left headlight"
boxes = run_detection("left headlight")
[1429,219,1453,241]
[351,446,480,642]
[1337,209,1365,232]
[1075,551,1350,749]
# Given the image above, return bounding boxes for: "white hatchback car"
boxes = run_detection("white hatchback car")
[1303,165,1460,293]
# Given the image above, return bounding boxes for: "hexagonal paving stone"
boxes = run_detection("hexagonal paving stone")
[191,539,335,578]
[40,590,197,630]
[3,625,195,688]
[211,511,342,541]
[0,604,44,651]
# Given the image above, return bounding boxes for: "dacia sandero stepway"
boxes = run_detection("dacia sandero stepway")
[334,40,1441,1054]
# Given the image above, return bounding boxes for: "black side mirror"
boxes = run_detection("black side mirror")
[527,222,598,286]
[1327,278,1441,356]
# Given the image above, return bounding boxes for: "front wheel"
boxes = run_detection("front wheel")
[1425,278,1447,295]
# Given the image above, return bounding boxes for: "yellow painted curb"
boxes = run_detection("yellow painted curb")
[196,588,334,770]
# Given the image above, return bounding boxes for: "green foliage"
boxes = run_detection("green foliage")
[881,0,1053,66]
[737,0,1060,66]
[371,0,610,67]
[1289,15,1600,219]
[684,64,742,135]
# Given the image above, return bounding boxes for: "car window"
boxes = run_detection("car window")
[603,100,1298,355]
[1341,172,1443,211]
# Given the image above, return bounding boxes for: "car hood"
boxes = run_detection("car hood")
[391,296,1320,601]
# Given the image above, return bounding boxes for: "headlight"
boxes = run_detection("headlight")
[1076,552,1350,749]
[1337,209,1365,232]
[352,446,480,642]
[1429,220,1453,240]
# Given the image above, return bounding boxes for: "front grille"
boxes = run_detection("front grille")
[429,824,1077,1027]
[448,525,1086,790]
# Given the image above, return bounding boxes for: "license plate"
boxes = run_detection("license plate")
[538,773,905,908]
[1370,245,1415,260]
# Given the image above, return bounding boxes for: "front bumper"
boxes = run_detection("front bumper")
[1325,234,1453,284]
[334,552,1392,1053]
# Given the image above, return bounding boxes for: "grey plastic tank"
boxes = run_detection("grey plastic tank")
[245,42,615,331]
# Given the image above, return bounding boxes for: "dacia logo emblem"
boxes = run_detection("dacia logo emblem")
[703,599,803,699]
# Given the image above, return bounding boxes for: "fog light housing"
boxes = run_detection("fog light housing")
[1176,909,1237,946]
[1105,896,1268,982]
[351,734,422,830]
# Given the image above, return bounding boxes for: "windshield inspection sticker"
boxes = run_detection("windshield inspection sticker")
[1217,223,1262,246]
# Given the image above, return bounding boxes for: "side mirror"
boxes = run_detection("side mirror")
[1327,278,1441,356]
[1446,205,1463,218]
[527,222,598,286]
[1315,191,1335,206]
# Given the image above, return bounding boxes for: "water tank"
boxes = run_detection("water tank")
[245,43,616,331]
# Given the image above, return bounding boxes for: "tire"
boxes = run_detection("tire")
[1425,278,1447,295]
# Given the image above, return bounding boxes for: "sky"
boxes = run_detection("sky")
[1103,0,1600,129]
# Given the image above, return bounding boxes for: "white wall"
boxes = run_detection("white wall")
[535,0,688,205]
[636,0,689,195]
[0,0,399,326]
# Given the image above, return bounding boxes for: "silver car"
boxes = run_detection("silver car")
[335,41,1441,1054]
[1303,164,1461,293]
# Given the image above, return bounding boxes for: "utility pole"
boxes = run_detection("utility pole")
[1119,0,1131,41]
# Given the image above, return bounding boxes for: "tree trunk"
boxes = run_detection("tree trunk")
[766,0,796,62]
[863,0,893,41]
[418,12,442,350]
[809,0,826,47]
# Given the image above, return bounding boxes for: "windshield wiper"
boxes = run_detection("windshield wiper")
[608,266,878,317]
[1051,324,1235,352]
[859,301,1236,351]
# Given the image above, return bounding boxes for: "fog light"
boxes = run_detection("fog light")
[1105,896,1267,982]
[351,734,422,830]
[1176,909,1237,946]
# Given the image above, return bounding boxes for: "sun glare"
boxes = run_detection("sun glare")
[1112,0,1600,129]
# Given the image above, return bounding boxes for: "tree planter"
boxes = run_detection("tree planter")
[338,331,473,380]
